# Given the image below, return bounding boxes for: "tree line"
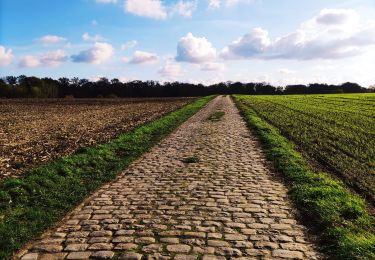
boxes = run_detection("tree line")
[0,75,372,98]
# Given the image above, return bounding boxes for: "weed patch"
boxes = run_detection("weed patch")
[207,111,225,122]
[182,156,200,164]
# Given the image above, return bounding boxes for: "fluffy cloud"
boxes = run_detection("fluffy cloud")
[315,8,359,26]
[129,51,159,64]
[124,0,196,19]
[19,56,40,68]
[171,1,197,17]
[40,50,68,66]
[220,27,271,59]
[221,9,375,60]
[0,46,14,66]
[208,0,220,9]
[96,0,117,4]
[208,0,253,9]
[124,0,167,19]
[19,49,68,68]
[158,61,182,78]
[200,62,225,71]
[176,32,216,63]
[37,35,66,44]
[82,32,105,42]
[225,0,247,6]
[121,40,138,50]
[71,42,114,64]
[40,49,68,66]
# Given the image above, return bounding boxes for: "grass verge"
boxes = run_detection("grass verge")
[234,95,375,260]
[0,96,213,259]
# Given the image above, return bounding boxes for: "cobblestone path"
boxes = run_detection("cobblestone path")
[19,96,320,260]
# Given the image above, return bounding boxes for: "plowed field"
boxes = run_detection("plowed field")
[0,98,193,179]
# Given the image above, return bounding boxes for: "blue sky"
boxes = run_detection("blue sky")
[1,0,375,86]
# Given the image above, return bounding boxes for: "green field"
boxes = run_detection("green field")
[235,94,375,203]
[235,94,375,259]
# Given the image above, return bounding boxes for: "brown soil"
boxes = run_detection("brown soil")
[0,98,193,180]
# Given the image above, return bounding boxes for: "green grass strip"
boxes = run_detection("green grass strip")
[234,95,375,260]
[0,96,214,259]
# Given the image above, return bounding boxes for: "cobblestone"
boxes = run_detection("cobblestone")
[19,96,320,259]
[66,252,92,259]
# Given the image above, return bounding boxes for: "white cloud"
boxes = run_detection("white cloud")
[221,9,375,60]
[225,0,243,6]
[39,49,68,66]
[315,8,359,26]
[220,27,271,59]
[19,56,40,68]
[0,46,14,66]
[38,35,66,44]
[201,62,225,71]
[171,1,197,17]
[89,75,104,82]
[121,40,138,50]
[301,8,360,37]
[96,0,117,4]
[158,60,182,78]
[18,49,68,68]
[124,0,167,19]
[129,50,159,64]
[176,32,217,63]
[208,0,220,9]
[82,32,105,42]
[208,0,253,9]
[71,42,114,64]
[124,0,197,19]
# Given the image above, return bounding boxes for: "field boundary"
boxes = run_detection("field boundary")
[0,96,214,259]
[233,95,375,259]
